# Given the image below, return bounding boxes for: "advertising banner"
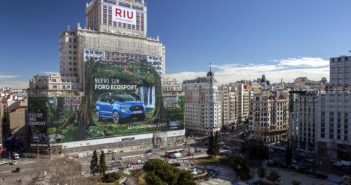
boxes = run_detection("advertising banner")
[28,50,184,144]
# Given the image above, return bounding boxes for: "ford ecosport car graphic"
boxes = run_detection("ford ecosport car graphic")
[96,93,146,124]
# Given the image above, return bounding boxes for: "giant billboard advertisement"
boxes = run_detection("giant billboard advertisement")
[28,51,184,144]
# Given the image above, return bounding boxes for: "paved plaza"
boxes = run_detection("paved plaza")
[197,164,236,185]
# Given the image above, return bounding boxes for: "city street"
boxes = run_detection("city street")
[268,167,341,185]
[0,159,40,185]
[76,144,204,175]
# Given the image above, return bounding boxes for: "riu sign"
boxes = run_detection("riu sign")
[112,5,137,25]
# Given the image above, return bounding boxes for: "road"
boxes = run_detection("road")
[76,144,206,175]
[0,159,39,185]
[0,140,208,184]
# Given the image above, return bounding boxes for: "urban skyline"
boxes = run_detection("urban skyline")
[2,0,351,88]
[0,1,350,184]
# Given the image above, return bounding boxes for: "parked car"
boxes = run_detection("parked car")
[172,152,182,158]
[12,152,20,160]
[111,161,125,170]
[12,167,20,173]
[9,160,17,165]
[0,160,8,166]
[333,160,351,167]
[96,93,146,124]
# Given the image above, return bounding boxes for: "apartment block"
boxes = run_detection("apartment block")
[219,84,238,128]
[330,56,351,86]
[182,71,221,135]
[289,91,318,154]
[162,78,183,108]
[28,73,80,97]
[316,91,351,160]
[237,83,251,124]
[0,97,4,145]
[249,90,289,145]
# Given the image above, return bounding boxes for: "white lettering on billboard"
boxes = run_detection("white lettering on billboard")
[111,5,136,25]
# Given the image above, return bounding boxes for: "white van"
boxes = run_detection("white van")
[172,152,182,158]
[13,152,20,160]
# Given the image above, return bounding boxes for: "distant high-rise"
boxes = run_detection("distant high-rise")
[330,55,351,86]
[59,0,165,91]
[0,98,4,147]
[86,0,147,37]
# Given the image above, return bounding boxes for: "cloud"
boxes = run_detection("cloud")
[0,80,28,89]
[0,74,18,80]
[167,57,329,84]
[43,72,60,75]
[0,73,28,89]
[279,57,329,67]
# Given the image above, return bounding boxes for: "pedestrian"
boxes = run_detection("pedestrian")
[2,177,4,182]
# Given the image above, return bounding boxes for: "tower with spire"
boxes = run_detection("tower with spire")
[207,62,214,77]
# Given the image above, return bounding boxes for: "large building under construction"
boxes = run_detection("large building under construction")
[28,0,184,155]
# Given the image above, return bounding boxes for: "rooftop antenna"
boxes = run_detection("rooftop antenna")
[209,62,212,72]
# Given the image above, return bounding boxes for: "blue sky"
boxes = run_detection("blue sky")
[1,0,351,88]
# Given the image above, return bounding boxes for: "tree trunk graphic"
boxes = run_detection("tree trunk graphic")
[72,58,100,140]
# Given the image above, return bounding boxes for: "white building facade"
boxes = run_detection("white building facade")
[219,84,238,128]
[183,72,221,135]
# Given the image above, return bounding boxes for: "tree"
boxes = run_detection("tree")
[243,139,269,161]
[144,172,166,185]
[232,155,250,180]
[143,159,196,185]
[99,150,107,176]
[207,132,215,157]
[176,170,196,185]
[266,170,281,183]
[90,150,99,176]
[28,158,96,185]
[291,180,301,185]
[207,132,220,158]
[213,131,220,156]
[257,166,266,178]
[101,172,125,183]
[285,145,293,165]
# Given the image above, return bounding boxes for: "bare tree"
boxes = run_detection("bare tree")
[28,158,99,185]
